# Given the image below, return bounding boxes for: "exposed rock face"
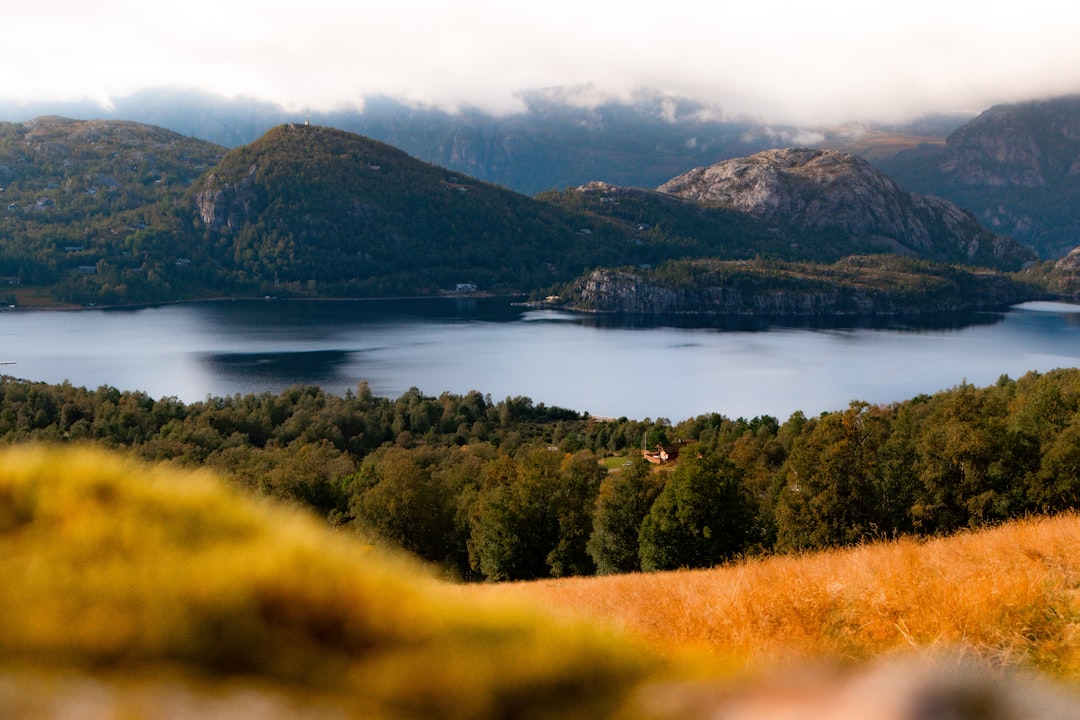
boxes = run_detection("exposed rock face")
[1052,245,1080,296]
[939,96,1080,188]
[657,148,1035,269]
[570,268,876,316]
[876,96,1080,258]
[1055,246,1080,271]
[570,268,846,315]
[571,266,1032,316]
[192,164,259,230]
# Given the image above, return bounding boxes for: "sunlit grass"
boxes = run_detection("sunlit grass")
[8,442,1080,718]
[0,444,658,719]
[602,455,633,471]
[474,516,1080,677]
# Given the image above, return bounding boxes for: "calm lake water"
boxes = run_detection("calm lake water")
[2,298,1080,422]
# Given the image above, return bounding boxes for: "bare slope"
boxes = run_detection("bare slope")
[658,148,1036,270]
[878,95,1080,258]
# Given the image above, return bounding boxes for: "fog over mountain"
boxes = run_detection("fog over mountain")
[5,1,1080,128]
[0,87,972,195]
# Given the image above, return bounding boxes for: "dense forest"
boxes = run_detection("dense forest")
[4,369,1080,581]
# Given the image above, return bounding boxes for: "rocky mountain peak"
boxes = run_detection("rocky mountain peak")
[656,148,1036,270]
[658,148,902,224]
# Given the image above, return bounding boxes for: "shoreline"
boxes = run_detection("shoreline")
[2,288,1068,320]
[0,291,528,312]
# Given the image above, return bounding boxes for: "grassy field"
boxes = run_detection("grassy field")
[468,515,1080,675]
[5,444,1080,718]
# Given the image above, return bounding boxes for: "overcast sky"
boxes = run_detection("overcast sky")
[4,0,1079,125]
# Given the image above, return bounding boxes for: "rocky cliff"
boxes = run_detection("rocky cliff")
[876,96,1080,259]
[570,260,1040,316]
[939,96,1080,189]
[193,165,259,230]
[657,148,1036,270]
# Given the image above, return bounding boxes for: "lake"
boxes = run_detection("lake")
[2,298,1080,422]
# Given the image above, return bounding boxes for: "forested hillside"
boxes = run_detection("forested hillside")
[0,116,225,304]
[0,117,1050,308]
[5,368,1080,581]
[185,123,640,297]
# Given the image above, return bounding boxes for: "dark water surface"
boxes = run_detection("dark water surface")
[2,298,1080,421]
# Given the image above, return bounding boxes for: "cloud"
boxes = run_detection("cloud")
[4,0,1080,125]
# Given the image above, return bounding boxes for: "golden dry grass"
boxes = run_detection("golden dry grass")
[820,129,947,160]
[9,443,1080,718]
[470,516,1080,676]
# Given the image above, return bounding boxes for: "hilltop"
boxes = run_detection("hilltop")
[657,148,1036,270]
[16,91,1080,266]
[0,118,649,303]
[0,116,224,303]
[184,123,635,297]
[0,87,964,194]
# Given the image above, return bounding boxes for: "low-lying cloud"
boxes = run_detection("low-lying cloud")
[4,0,1079,125]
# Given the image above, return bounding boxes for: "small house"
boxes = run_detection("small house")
[643,444,670,465]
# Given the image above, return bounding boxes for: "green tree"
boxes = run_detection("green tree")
[467,447,606,580]
[545,451,605,577]
[467,449,558,581]
[911,383,1010,533]
[1033,415,1080,512]
[638,453,753,571]
[774,402,891,551]
[350,447,458,564]
[586,456,663,575]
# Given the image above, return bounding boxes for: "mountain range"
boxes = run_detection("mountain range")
[0,112,1057,308]
[5,88,1079,261]
[0,87,964,194]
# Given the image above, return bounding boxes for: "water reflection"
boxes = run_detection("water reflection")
[201,349,356,389]
[536,308,1008,333]
[174,297,1010,335]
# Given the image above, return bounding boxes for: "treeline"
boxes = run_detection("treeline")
[4,370,1080,580]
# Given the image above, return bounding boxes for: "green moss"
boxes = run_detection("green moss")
[0,444,659,719]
